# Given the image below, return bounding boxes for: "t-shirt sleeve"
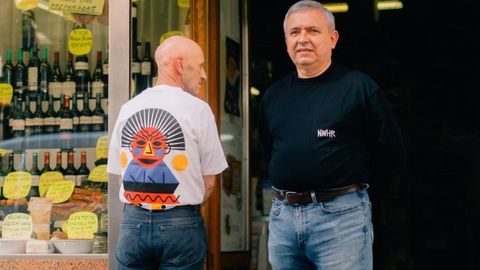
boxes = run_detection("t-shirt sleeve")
[107,114,124,176]
[198,106,228,175]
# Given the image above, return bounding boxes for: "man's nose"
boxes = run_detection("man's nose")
[201,68,207,80]
[298,30,309,43]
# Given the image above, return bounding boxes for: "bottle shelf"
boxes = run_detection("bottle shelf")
[0,131,106,151]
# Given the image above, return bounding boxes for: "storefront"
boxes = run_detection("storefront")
[0,0,252,269]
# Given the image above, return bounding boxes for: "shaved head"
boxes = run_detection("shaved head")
[154,36,206,96]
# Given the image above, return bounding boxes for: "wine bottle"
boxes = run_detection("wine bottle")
[77,151,90,187]
[43,94,57,134]
[79,94,92,132]
[59,95,74,150]
[62,52,76,98]
[91,93,105,132]
[0,154,4,200]
[71,94,81,132]
[13,49,27,99]
[40,152,52,174]
[18,153,27,172]
[5,153,15,176]
[24,95,35,137]
[28,152,41,198]
[10,97,25,138]
[54,151,64,174]
[1,48,14,85]
[49,51,63,99]
[74,54,90,98]
[27,47,40,100]
[131,46,141,97]
[91,51,104,98]
[141,41,155,91]
[22,10,35,52]
[39,47,51,101]
[33,92,44,135]
[64,151,77,185]
[102,47,109,98]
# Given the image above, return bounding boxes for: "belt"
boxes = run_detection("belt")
[274,184,364,205]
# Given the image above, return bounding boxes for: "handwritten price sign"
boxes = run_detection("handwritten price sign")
[67,211,98,239]
[2,213,32,240]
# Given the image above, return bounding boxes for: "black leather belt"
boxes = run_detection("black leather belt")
[274,184,364,205]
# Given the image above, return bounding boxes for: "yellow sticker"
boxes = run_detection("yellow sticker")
[3,172,32,199]
[0,83,13,105]
[160,31,184,44]
[39,171,64,197]
[45,181,75,203]
[49,0,105,16]
[15,0,38,10]
[2,213,33,240]
[67,211,98,239]
[88,165,108,182]
[68,28,93,56]
[61,220,69,234]
[177,0,190,8]
[96,136,108,160]
[0,149,7,157]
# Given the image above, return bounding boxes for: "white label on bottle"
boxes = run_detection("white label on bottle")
[131,62,141,73]
[31,175,39,186]
[60,118,73,130]
[103,64,109,75]
[34,117,43,126]
[64,175,76,184]
[49,82,63,98]
[80,116,92,124]
[62,81,76,97]
[132,6,137,17]
[44,117,56,125]
[75,61,89,70]
[73,116,80,125]
[0,176,4,187]
[91,115,104,124]
[28,67,38,90]
[91,81,104,98]
[76,175,87,186]
[12,119,25,130]
[25,118,35,126]
[141,62,151,75]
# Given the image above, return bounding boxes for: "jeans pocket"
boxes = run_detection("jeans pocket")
[269,198,283,219]
[160,217,206,267]
[320,191,363,214]
[116,223,141,266]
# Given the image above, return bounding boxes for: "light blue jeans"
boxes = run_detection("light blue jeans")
[268,188,373,270]
[116,204,206,270]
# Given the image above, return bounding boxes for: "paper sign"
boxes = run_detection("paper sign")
[49,0,105,16]
[160,31,184,44]
[15,0,38,10]
[96,136,108,160]
[3,172,32,199]
[68,28,93,56]
[2,213,33,240]
[88,165,108,182]
[0,83,13,105]
[67,211,98,239]
[39,171,64,197]
[177,0,190,8]
[45,181,75,203]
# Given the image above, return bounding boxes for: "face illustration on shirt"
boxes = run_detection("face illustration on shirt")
[130,127,170,168]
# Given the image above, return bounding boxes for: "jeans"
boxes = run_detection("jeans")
[116,204,206,270]
[268,188,373,270]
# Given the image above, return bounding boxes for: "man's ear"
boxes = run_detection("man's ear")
[173,57,183,74]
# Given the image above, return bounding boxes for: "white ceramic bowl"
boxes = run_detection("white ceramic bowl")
[0,239,27,254]
[51,239,93,254]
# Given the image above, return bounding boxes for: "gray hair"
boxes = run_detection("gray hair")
[283,0,336,34]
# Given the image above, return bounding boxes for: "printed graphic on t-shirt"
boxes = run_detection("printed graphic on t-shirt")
[119,108,187,210]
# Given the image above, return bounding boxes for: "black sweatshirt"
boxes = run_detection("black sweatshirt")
[258,63,406,191]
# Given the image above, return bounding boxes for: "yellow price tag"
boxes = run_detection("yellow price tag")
[49,0,105,16]
[160,31,184,44]
[88,165,108,182]
[177,0,190,8]
[2,213,33,240]
[45,181,75,203]
[15,0,38,10]
[96,136,108,160]
[0,83,13,105]
[3,172,32,199]
[67,211,98,239]
[68,28,93,56]
[39,171,64,197]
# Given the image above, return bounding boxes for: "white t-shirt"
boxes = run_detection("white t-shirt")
[107,85,228,210]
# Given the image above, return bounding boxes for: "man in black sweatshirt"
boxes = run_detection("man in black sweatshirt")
[258,1,406,269]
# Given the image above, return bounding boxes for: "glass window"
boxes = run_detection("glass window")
[0,0,108,255]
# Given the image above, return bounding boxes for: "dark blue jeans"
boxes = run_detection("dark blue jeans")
[116,204,206,270]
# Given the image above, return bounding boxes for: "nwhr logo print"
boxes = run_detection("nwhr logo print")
[119,108,188,210]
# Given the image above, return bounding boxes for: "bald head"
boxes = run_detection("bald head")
[154,36,206,96]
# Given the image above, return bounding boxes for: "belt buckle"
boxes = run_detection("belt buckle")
[285,191,300,205]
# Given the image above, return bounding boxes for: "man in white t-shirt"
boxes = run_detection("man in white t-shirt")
[108,36,228,270]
